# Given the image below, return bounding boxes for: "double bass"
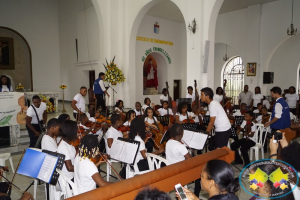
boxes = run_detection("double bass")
[165,81,175,124]
[222,79,234,114]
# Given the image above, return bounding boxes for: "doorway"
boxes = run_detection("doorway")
[173,80,181,101]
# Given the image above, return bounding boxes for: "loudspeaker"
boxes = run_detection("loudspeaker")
[263,72,274,84]
[203,40,210,73]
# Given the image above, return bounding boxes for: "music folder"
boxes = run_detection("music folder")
[181,130,208,150]
[110,137,140,165]
[17,149,65,185]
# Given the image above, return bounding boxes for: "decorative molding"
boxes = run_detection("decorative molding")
[75,60,99,66]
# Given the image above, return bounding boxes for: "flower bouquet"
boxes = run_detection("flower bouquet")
[59,84,67,89]
[103,56,125,85]
[39,95,56,113]
[16,83,24,91]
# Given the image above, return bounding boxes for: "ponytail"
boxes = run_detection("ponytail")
[226,177,240,193]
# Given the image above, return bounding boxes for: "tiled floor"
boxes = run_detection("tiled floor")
[3,102,269,200]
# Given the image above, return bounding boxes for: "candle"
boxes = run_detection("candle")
[62,83,64,85]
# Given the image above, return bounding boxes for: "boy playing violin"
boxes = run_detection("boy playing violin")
[230,111,257,166]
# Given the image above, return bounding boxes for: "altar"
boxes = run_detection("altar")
[24,91,61,112]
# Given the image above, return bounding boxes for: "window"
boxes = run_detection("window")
[222,56,244,105]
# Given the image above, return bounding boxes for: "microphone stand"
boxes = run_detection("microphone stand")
[107,84,117,112]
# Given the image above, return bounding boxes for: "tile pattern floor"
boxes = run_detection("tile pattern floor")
[2,102,269,200]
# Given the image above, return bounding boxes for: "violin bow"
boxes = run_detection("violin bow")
[7,149,25,194]
[98,153,122,181]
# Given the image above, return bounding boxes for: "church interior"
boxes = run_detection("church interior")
[0,0,300,199]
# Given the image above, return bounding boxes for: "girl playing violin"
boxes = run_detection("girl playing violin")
[175,102,195,124]
[144,107,161,152]
[142,97,154,113]
[74,134,110,194]
[57,120,78,182]
[79,113,101,136]
[129,118,164,171]
[134,102,144,117]
[230,111,257,167]
[115,100,126,118]
[123,110,136,126]
[103,113,123,155]
[155,101,173,116]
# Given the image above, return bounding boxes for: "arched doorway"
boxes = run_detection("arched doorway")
[221,56,244,104]
[0,27,32,91]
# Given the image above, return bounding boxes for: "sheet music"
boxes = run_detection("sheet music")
[182,130,208,150]
[110,138,139,164]
[37,154,58,183]
[110,139,124,160]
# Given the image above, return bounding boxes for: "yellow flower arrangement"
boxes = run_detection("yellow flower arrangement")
[59,84,67,89]
[39,95,56,113]
[16,84,24,90]
[103,56,125,85]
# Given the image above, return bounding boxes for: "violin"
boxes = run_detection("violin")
[146,130,161,150]
[182,112,195,124]
[145,122,165,150]
[0,165,9,172]
[96,115,111,125]
[262,114,270,124]
[243,122,254,140]
[118,125,130,138]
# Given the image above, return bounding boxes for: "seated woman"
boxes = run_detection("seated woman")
[115,100,126,119]
[142,97,154,113]
[123,110,136,126]
[155,101,173,116]
[57,120,78,182]
[175,102,194,124]
[134,102,144,117]
[129,118,163,171]
[74,134,110,194]
[179,160,240,200]
[103,113,123,155]
[144,107,161,153]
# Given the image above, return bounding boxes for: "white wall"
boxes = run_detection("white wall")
[0,0,60,92]
[135,15,186,105]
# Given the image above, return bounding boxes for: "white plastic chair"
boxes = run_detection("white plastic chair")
[250,124,269,161]
[106,159,121,181]
[126,161,150,179]
[56,169,78,198]
[0,153,14,182]
[147,153,169,170]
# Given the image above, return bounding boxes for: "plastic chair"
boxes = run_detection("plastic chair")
[250,124,269,161]
[56,169,78,198]
[106,159,121,181]
[147,153,169,170]
[0,153,14,182]
[126,161,150,179]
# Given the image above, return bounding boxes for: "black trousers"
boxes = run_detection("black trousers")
[95,94,108,116]
[231,138,256,166]
[290,108,296,115]
[26,124,41,147]
[137,159,150,171]
[215,128,231,148]
[145,139,154,153]
[0,182,11,200]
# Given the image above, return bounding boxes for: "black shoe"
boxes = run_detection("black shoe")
[231,160,243,165]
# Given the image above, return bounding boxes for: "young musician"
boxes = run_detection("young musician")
[93,72,110,115]
[175,102,194,124]
[252,86,263,110]
[123,110,136,126]
[144,107,160,153]
[160,88,169,105]
[186,86,196,101]
[134,102,144,117]
[285,86,299,115]
[254,107,270,124]
[231,111,257,166]
[0,75,12,92]
[41,118,60,152]
[262,96,270,110]
[115,100,126,118]
[253,103,263,114]
[156,101,173,116]
[129,118,163,171]
[79,113,101,136]
[200,87,231,148]
[58,114,70,122]
[233,103,247,116]
[213,87,224,103]
[57,120,78,181]
[74,134,110,194]
[26,95,47,147]
[104,113,123,155]
[142,97,152,113]
[71,86,87,119]
[85,104,95,119]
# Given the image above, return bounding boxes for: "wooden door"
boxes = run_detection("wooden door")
[173,80,180,101]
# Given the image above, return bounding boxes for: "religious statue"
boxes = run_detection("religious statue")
[145,58,158,89]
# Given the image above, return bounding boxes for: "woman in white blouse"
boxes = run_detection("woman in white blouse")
[285,86,299,115]
[175,102,194,124]
[213,87,223,103]
[123,110,136,126]
[252,86,263,110]
[0,75,13,92]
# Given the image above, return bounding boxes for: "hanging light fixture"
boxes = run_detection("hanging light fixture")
[287,0,297,36]
[223,44,229,61]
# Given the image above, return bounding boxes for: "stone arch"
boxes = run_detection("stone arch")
[0,26,32,91]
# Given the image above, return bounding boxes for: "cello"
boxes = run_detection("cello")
[222,79,234,114]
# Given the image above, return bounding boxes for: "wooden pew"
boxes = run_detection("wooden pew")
[68,147,234,200]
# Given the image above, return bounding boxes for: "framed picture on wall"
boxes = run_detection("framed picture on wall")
[247,63,256,76]
[0,37,14,69]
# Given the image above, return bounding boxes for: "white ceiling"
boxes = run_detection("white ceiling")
[219,0,278,14]
[146,0,278,23]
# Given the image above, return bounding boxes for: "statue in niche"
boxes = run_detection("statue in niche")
[145,57,158,89]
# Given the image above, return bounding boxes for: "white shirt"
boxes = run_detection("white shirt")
[263,100,270,109]
[104,127,123,155]
[238,91,253,106]
[26,102,47,124]
[86,112,91,119]
[115,107,123,113]
[209,100,231,132]
[175,113,188,122]
[57,140,76,180]
[285,93,299,108]
[213,94,223,103]
[134,109,143,116]
[142,104,150,111]
[160,95,169,102]
[253,109,260,114]
[134,135,146,164]
[233,110,243,116]
[253,94,264,107]
[158,108,173,116]
[123,121,130,126]
[41,135,57,152]
[1,85,13,92]
[166,139,188,165]
[73,93,86,113]
[240,120,257,142]
[274,97,283,119]
[256,115,271,124]
[186,93,195,102]
[74,155,98,194]
[144,116,158,124]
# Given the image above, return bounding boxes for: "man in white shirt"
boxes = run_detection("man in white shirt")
[71,86,87,119]
[200,87,231,148]
[26,95,47,147]
[41,118,60,152]
[238,85,253,109]
[186,86,197,102]
[93,72,110,116]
